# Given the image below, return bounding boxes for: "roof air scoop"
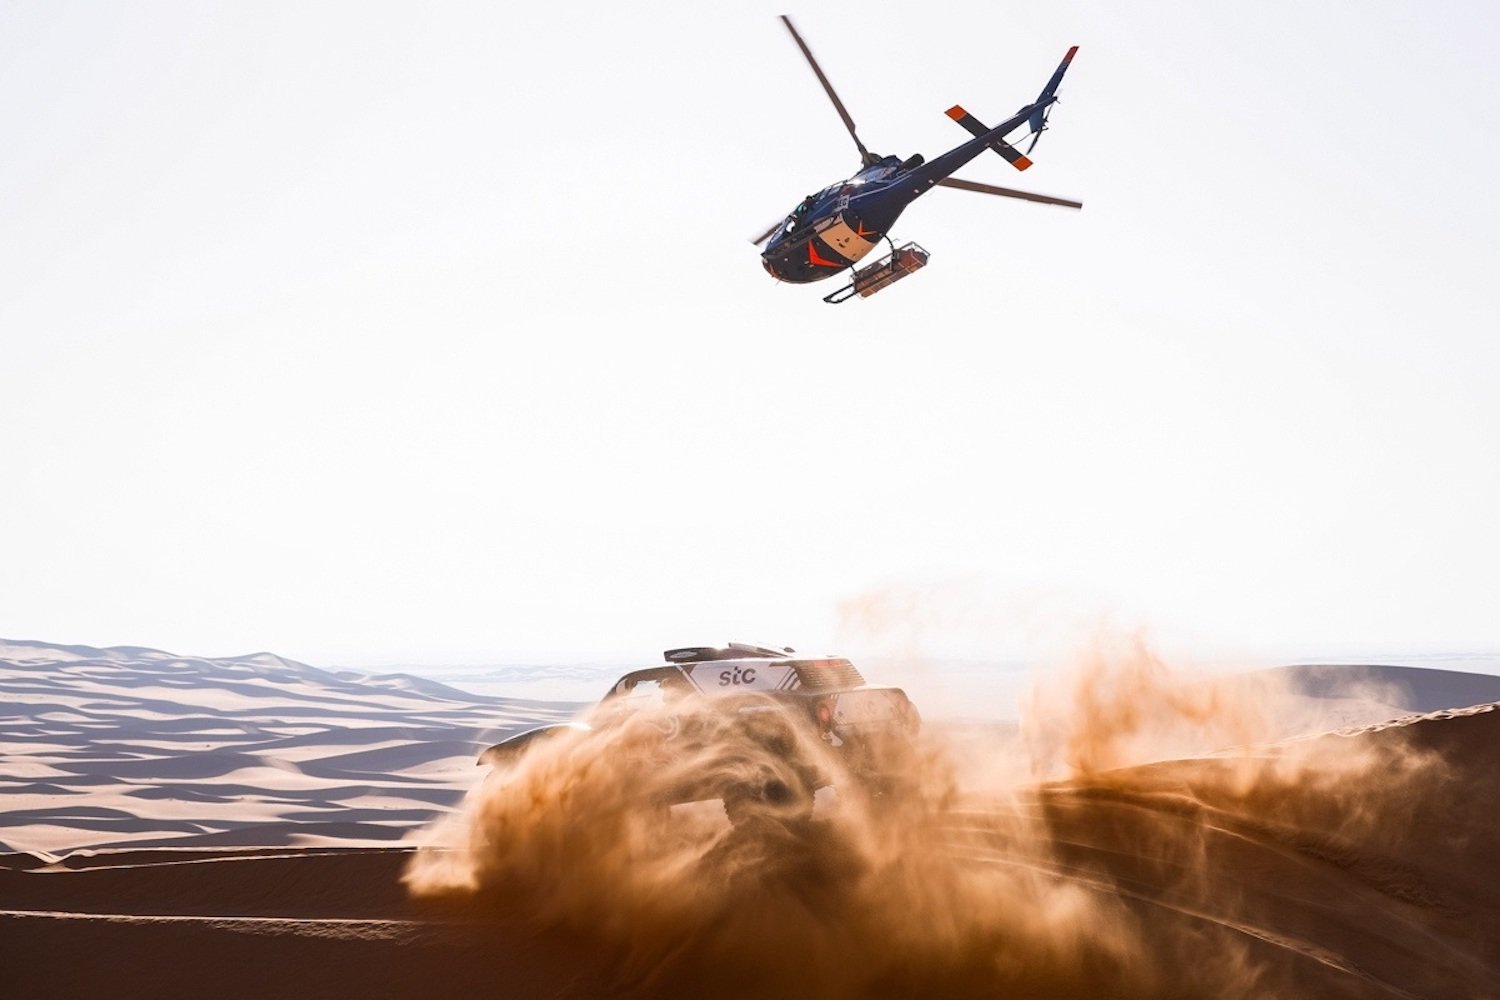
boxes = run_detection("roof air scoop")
[663,643,794,663]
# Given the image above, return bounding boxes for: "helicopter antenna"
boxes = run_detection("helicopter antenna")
[779,15,879,167]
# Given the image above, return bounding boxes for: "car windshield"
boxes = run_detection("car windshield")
[601,669,691,707]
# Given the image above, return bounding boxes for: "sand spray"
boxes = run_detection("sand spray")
[405,626,1440,998]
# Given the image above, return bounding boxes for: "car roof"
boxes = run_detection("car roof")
[612,653,866,695]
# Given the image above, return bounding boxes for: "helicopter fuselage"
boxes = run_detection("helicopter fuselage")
[759,89,1064,285]
[761,157,921,283]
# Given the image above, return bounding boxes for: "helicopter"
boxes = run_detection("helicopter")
[754,16,1082,302]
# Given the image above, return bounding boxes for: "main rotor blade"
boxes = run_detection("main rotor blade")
[750,218,784,246]
[935,177,1082,210]
[780,15,874,166]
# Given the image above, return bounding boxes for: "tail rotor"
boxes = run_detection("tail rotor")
[1025,45,1078,153]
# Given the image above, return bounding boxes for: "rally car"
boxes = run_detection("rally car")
[477,643,920,822]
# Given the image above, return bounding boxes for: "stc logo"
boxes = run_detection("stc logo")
[718,666,757,687]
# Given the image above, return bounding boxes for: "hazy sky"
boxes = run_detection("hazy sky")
[3,1,1497,669]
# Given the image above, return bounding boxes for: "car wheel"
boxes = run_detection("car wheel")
[722,773,814,827]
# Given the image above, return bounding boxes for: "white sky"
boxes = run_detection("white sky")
[3,1,1497,670]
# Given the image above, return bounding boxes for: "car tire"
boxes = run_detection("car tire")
[721,773,815,827]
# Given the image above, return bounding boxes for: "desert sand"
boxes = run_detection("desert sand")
[5,639,1500,999]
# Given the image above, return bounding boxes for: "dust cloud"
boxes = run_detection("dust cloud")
[405,635,1447,999]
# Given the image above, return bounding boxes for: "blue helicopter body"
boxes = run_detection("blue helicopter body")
[758,20,1081,292]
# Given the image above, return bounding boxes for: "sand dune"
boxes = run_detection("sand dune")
[1,849,601,999]
[0,639,576,855]
[6,639,1500,998]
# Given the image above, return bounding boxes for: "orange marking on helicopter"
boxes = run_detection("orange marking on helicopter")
[1013,154,1033,170]
[807,240,841,268]
[946,105,967,120]
[855,221,874,238]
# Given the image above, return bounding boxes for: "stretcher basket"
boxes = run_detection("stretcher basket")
[822,242,930,303]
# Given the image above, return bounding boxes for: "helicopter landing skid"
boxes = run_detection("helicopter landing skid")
[822,241,931,303]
